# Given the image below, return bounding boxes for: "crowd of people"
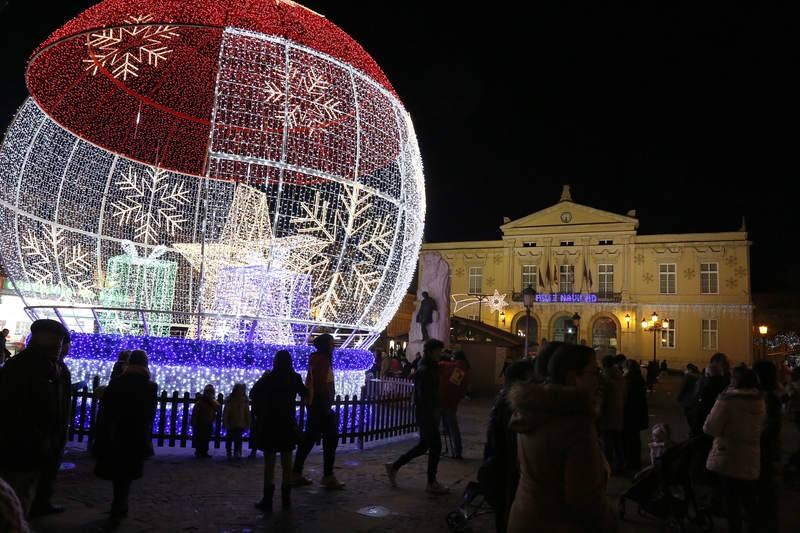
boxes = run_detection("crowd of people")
[1,318,798,532]
[480,343,798,533]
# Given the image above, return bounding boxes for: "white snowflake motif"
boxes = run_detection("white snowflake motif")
[111,166,189,244]
[83,14,179,81]
[265,64,344,130]
[21,227,94,291]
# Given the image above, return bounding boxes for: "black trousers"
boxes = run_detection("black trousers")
[599,430,625,472]
[622,429,642,470]
[226,429,244,455]
[293,404,339,477]
[32,456,60,509]
[720,475,758,533]
[392,412,441,484]
[111,478,132,514]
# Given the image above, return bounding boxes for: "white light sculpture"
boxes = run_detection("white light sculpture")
[0,1,425,348]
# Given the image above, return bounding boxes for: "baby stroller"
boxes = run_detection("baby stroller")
[619,437,714,532]
[445,481,492,533]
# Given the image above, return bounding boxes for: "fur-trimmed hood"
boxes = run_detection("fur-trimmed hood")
[508,382,595,435]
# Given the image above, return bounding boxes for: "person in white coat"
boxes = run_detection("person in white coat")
[703,366,765,533]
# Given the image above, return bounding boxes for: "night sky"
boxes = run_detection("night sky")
[1,1,796,293]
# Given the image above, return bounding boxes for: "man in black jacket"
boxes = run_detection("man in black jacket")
[0,319,69,517]
[29,331,72,517]
[385,338,449,494]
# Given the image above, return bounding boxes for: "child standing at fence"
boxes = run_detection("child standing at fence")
[251,350,308,513]
[191,384,220,458]
[223,383,251,458]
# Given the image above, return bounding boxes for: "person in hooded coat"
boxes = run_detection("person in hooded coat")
[93,350,157,522]
[507,343,617,533]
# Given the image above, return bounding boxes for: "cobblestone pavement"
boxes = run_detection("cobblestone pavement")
[31,375,800,532]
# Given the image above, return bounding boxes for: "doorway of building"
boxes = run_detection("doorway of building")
[592,316,618,356]
[553,315,578,344]
[515,314,539,350]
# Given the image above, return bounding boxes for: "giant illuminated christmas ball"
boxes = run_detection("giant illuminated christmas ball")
[0,0,425,348]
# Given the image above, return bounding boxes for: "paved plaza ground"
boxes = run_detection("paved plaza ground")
[30,375,800,532]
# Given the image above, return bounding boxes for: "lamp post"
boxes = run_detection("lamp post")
[642,311,670,363]
[522,285,536,357]
[571,312,581,344]
[758,325,768,361]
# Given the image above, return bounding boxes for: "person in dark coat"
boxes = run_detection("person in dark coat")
[248,370,269,458]
[480,359,535,533]
[0,319,68,517]
[0,328,11,365]
[690,355,730,438]
[622,359,649,471]
[754,361,781,533]
[29,332,73,518]
[416,291,437,340]
[598,355,625,475]
[93,350,157,523]
[645,360,659,392]
[252,350,308,513]
[191,384,220,458]
[109,350,131,383]
[676,363,701,428]
[385,338,449,494]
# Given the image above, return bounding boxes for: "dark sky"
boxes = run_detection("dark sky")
[1,1,797,292]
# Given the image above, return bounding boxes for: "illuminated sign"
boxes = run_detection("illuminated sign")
[535,293,598,303]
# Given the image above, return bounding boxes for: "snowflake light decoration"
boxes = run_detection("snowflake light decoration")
[83,14,179,81]
[110,167,190,244]
[0,0,425,350]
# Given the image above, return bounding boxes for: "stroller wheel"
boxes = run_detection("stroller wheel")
[618,498,626,520]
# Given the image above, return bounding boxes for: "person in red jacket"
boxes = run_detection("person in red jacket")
[292,334,345,490]
[439,351,469,459]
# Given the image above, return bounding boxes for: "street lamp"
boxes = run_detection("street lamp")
[522,285,536,357]
[758,325,768,360]
[571,312,581,344]
[642,312,670,363]
[624,314,631,330]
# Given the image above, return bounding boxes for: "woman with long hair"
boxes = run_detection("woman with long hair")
[252,350,308,513]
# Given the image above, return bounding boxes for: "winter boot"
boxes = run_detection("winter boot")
[255,484,274,514]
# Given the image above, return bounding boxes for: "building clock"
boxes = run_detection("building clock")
[561,212,573,223]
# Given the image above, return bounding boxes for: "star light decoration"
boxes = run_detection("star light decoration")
[173,183,326,342]
[486,289,509,313]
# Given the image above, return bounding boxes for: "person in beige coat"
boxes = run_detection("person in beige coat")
[703,366,765,533]
[507,342,617,533]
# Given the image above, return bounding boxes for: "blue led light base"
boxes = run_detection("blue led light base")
[65,332,372,396]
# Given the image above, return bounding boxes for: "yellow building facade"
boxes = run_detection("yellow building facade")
[421,186,754,368]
